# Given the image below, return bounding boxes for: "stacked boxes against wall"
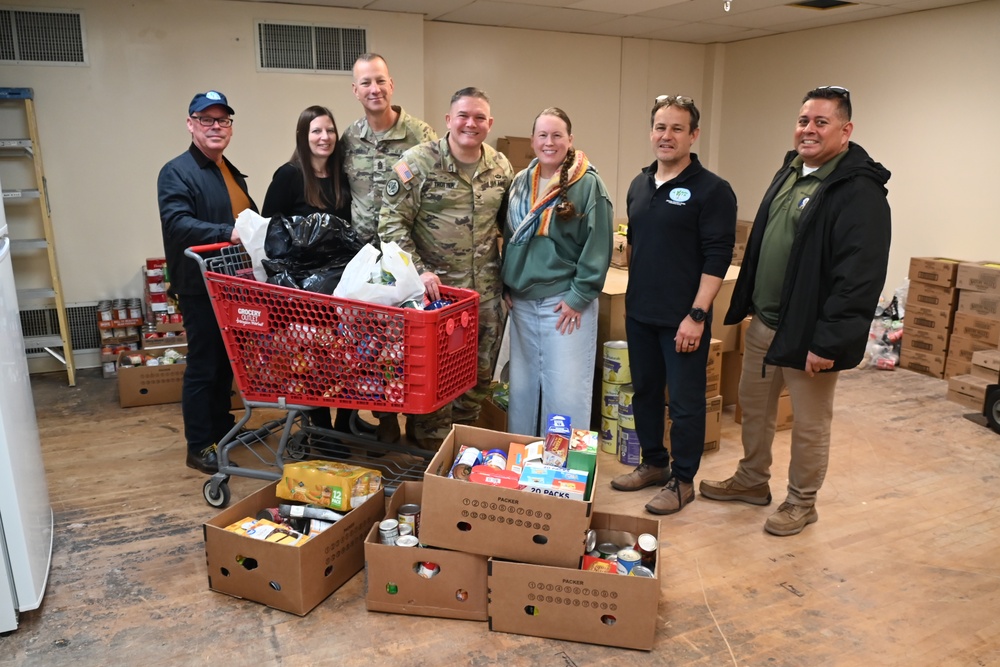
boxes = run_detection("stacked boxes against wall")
[899,257,961,378]
[946,261,1000,410]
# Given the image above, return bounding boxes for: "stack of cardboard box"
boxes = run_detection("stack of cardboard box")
[899,257,961,378]
[945,261,1000,411]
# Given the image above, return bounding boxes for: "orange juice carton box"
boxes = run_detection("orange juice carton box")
[506,440,544,475]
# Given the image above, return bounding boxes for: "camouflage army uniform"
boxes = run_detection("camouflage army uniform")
[379,134,514,442]
[342,105,437,244]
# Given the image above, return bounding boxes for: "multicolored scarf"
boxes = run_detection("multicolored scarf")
[507,149,591,245]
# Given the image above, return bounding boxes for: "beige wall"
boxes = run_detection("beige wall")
[2,0,998,322]
[719,0,1000,297]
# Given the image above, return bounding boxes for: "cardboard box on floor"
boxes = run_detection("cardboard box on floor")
[487,511,661,651]
[971,349,1000,382]
[364,481,489,621]
[899,346,946,379]
[946,374,991,412]
[117,350,185,408]
[204,481,384,616]
[420,425,594,568]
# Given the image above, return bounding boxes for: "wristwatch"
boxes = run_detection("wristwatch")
[689,307,708,323]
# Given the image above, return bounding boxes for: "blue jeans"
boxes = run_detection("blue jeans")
[178,293,235,454]
[507,294,598,437]
[625,315,710,482]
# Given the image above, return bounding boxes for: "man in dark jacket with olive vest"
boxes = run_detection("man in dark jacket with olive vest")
[700,86,891,536]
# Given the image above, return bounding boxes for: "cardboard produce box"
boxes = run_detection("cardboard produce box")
[204,481,385,615]
[971,349,1000,382]
[487,511,661,651]
[117,350,186,407]
[364,481,489,621]
[947,334,996,364]
[907,280,956,309]
[956,261,1000,294]
[899,346,946,378]
[907,257,961,288]
[957,289,1000,318]
[904,301,955,333]
[946,374,991,412]
[420,425,594,568]
[904,325,949,356]
[952,311,1000,346]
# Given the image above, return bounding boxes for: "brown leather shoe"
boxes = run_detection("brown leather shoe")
[645,477,694,515]
[764,502,818,536]
[610,462,671,492]
[699,476,772,506]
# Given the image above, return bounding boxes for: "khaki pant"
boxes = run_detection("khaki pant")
[734,316,839,506]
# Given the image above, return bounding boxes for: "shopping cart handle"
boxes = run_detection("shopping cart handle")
[187,242,233,254]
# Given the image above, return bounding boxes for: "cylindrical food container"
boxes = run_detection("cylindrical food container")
[635,533,658,571]
[483,448,507,470]
[448,447,481,481]
[601,380,623,419]
[395,535,419,548]
[397,503,421,538]
[596,542,619,559]
[600,416,618,455]
[617,422,641,466]
[617,383,635,419]
[602,340,631,384]
[379,519,400,545]
[615,548,642,575]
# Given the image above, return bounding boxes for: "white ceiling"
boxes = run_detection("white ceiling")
[242,0,981,43]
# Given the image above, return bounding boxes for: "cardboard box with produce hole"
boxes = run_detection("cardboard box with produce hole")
[204,481,384,616]
[364,481,489,621]
[421,425,594,568]
[487,511,661,651]
[116,350,186,407]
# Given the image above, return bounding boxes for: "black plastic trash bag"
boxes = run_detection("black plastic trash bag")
[262,212,364,294]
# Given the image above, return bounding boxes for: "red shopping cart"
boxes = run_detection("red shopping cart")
[185,243,480,507]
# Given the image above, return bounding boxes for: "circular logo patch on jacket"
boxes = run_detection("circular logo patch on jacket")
[385,179,400,196]
[669,188,691,202]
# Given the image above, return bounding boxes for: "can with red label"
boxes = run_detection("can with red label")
[635,533,658,571]
[398,503,421,538]
[417,562,440,579]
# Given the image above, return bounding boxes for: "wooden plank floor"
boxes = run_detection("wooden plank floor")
[1,367,998,666]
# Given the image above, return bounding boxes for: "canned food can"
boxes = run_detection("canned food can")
[617,423,641,466]
[596,542,620,559]
[629,565,655,578]
[483,448,507,470]
[448,446,481,481]
[600,380,622,419]
[395,535,419,548]
[599,416,618,455]
[398,523,412,537]
[617,383,635,418]
[379,518,400,545]
[585,529,597,553]
[603,340,631,384]
[616,548,642,575]
[635,533,658,570]
[417,561,440,578]
[397,503,421,538]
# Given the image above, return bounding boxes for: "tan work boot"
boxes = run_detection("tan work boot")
[644,476,694,515]
[610,462,671,492]
[699,476,772,505]
[764,502,818,536]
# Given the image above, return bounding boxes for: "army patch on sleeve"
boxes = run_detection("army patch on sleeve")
[394,160,414,183]
[385,178,400,196]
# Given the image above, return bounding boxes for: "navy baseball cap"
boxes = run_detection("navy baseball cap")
[188,90,235,115]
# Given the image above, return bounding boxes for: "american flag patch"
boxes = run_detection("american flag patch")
[394,161,414,183]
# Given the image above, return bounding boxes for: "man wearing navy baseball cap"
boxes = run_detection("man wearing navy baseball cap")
[157,90,257,475]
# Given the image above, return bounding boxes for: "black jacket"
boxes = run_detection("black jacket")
[725,142,891,371]
[157,144,257,296]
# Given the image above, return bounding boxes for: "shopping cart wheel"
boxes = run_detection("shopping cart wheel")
[203,477,231,508]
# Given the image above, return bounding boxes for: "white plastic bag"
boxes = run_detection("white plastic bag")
[333,242,425,307]
[234,209,271,282]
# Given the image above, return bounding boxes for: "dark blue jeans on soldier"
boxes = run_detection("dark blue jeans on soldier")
[625,314,711,483]
[178,293,235,455]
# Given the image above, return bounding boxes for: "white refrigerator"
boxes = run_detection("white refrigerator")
[0,205,54,631]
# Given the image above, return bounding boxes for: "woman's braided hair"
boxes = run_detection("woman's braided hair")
[533,107,577,220]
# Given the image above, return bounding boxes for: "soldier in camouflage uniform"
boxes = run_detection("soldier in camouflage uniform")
[379,87,513,448]
[342,53,437,442]
[343,53,437,244]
